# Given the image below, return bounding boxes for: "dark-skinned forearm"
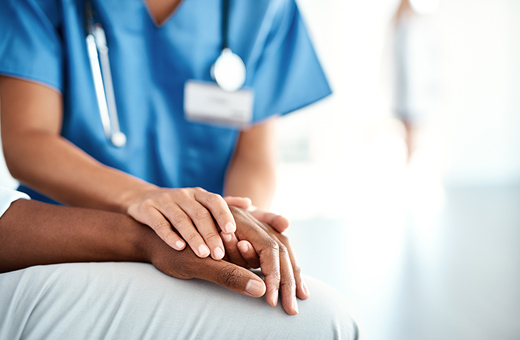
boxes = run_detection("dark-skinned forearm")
[0,199,153,273]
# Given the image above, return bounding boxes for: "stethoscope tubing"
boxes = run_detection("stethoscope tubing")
[85,0,244,147]
[85,0,126,147]
[86,33,112,140]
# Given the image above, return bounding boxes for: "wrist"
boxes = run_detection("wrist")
[117,181,159,214]
[131,221,158,263]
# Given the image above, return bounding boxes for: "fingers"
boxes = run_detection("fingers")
[190,256,266,298]
[128,188,236,260]
[277,233,309,300]
[176,199,225,260]
[230,207,282,309]
[224,196,252,210]
[128,200,186,251]
[256,220,309,302]
[248,209,290,233]
[194,188,236,233]
[215,264,266,298]
[151,239,265,298]
[231,207,304,315]
[237,240,260,268]
[220,231,248,267]
[277,241,298,315]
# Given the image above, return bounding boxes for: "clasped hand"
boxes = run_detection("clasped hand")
[126,186,290,259]
[146,206,308,316]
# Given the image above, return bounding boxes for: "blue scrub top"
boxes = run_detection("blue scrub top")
[0,0,331,203]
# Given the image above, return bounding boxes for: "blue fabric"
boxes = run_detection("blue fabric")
[0,0,331,203]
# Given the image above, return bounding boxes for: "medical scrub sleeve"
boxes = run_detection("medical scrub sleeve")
[249,0,331,120]
[0,0,63,91]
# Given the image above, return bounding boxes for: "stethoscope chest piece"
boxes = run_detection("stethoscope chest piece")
[212,48,246,92]
[110,131,127,148]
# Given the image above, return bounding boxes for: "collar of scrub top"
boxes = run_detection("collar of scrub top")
[85,0,127,147]
[212,0,247,92]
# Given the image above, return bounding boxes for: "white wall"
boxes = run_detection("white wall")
[271,0,520,218]
[432,0,520,185]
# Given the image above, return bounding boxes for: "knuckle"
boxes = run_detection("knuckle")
[262,238,279,252]
[270,271,281,283]
[217,266,242,287]
[153,221,171,234]
[214,208,230,220]
[163,232,176,242]
[186,232,201,242]
[280,277,297,291]
[193,208,210,221]
[141,199,155,209]
[204,232,221,243]
[158,192,171,202]
[205,193,223,205]
[176,188,190,198]
[278,243,288,256]
[292,265,302,277]
[170,215,187,227]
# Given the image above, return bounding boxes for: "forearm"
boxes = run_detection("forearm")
[0,199,153,273]
[224,160,276,210]
[224,117,278,210]
[3,130,156,212]
[0,76,155,213]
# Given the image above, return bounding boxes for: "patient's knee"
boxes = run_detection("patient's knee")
[289,276,359,340]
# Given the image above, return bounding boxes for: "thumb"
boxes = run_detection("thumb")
[196,260,266,298]
[224,196,252,210]
[249,210,290,233]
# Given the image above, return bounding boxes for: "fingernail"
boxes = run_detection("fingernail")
[237,242,249,253]
[224,222,235,233]
[292,297,299,314]
[271,290,279,306]
[198,244,210,257]
[246,280,264,296]
[214,247,224,259]
[221,233,233,243]
[175,240,185,250]
[303,281,310,297]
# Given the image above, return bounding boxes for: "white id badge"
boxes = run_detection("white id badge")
[184,80,254,128]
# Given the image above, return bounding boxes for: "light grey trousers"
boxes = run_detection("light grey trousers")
[0,262,358,340]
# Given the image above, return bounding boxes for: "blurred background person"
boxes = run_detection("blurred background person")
[391,0,439,160]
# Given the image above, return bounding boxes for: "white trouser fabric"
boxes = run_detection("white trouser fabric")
[0,262,358,340]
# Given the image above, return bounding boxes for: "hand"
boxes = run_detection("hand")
[225,206,309,315]
[248,207,290,233]
[147,236,267,299]
[221,198,290,273]
[146,206,308,316]
[127,187,238,260]
[223,197,290,233]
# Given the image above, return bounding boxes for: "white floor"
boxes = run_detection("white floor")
[286,184,520,340]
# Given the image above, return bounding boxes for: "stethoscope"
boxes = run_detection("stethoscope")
[85,0,246,148]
